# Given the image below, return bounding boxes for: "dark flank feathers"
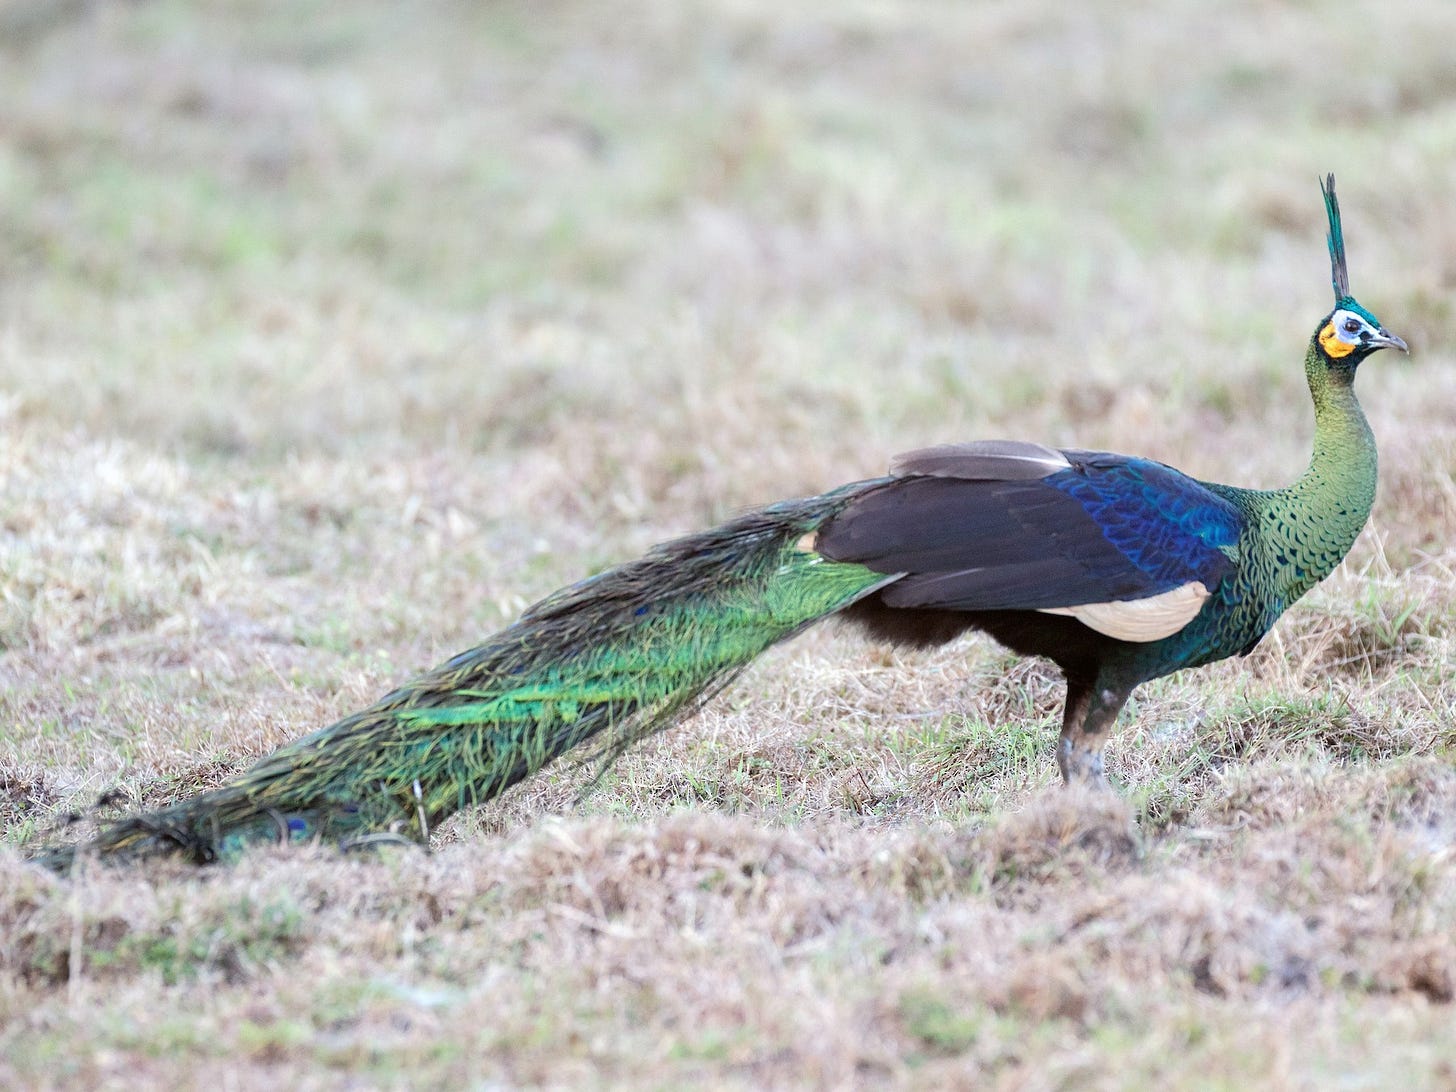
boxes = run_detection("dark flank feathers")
[30,175,1407,868]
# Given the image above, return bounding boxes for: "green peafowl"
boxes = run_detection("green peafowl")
[33,175,1407,869]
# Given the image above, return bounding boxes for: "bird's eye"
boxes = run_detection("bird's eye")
[1342,317,1362,334]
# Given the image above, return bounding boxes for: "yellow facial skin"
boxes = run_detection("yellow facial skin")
[1319,321,1357,358]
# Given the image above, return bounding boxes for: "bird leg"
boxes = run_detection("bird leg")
[1057,677,1132,787]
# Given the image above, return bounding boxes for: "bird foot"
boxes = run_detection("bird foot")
[1057,737,1109,790]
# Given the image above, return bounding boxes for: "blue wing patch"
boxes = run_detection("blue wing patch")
[1049,454,1242,593]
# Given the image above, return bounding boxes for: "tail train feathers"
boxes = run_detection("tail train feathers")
[33,488,892,868]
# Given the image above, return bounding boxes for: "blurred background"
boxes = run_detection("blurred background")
[1,0,1453,763]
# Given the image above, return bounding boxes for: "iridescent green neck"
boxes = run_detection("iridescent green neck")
[1268,339,1378,603]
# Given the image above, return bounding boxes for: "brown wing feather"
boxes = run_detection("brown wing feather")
[889,440,1072,480]
[816,474,1160,610]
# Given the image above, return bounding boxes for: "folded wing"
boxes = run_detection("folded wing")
[815,441,1244,642]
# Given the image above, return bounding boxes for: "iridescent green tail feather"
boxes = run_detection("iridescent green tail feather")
[34,489,889,868]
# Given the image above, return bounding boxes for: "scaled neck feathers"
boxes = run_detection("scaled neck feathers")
[1268,338,1378,603]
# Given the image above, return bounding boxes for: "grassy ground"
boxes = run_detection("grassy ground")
[2,0,1455,1086]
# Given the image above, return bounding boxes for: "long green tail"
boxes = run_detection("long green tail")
[35,488,890,867]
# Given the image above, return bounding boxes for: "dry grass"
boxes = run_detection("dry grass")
[3,0,1456,1086]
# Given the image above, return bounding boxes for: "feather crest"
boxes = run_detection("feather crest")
[1321,172,1351,303]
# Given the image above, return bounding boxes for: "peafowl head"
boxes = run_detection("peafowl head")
[1314,173,1407,375]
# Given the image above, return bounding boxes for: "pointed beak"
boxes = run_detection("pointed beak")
[1368,328,1409,354]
